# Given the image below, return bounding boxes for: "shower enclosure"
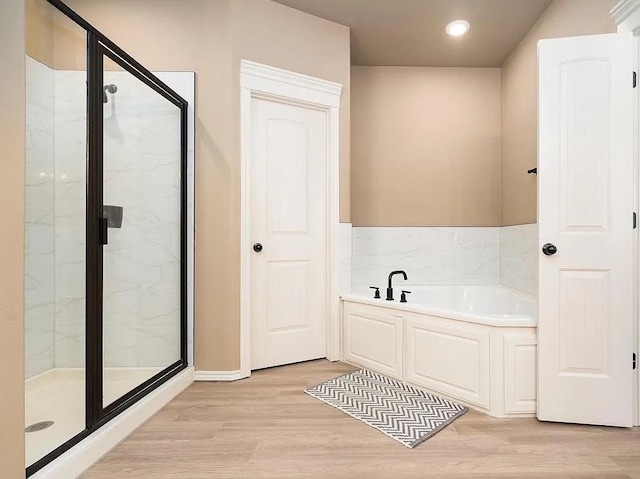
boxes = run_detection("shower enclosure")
[24,0,188,475]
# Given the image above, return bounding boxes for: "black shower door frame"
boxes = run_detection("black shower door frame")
[28,1,189,476]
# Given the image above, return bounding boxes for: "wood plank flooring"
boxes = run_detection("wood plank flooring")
[82,360,640,478]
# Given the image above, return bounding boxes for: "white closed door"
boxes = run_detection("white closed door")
[250,97,327,370]
[538,33,634,427]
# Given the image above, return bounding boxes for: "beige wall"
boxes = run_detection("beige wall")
[350,0,618,227]
[0,0,26,476]
[26,0,53,67]
[351,67,501,226]
[60,0,350,370]
[501,0,618,226]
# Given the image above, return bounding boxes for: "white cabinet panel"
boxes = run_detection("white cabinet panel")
[343,302,403,379]
[404,313,490,408]
[504,334,537,414]
[342,298,537,417]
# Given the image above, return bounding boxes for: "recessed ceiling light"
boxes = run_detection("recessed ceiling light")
[446,20,470,37]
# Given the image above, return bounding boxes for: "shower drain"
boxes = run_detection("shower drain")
[25,421,54,433]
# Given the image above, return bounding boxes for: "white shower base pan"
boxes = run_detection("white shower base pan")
[28,367,194,479]
[26,367,165,469]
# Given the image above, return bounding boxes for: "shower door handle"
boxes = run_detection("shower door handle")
[99,217,109,245]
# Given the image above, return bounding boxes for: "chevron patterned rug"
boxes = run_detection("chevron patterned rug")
[305,369,468,448]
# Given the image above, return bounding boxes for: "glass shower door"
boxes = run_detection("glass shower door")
[25,3,188,475]
[95,45,186,412]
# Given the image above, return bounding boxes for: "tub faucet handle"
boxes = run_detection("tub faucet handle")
[400,290,411,303]
[369,286,381,299]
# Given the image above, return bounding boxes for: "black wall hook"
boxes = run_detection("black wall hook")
[527,167,537,175]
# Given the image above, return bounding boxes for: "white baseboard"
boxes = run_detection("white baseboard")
[31,367,194,479]
[194,370,247,381]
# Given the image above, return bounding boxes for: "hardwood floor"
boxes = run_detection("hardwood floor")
[82,360,640,479]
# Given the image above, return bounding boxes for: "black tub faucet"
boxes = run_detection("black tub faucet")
[386,270,408,301]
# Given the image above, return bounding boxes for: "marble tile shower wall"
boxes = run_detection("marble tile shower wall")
[102,70,181,368]
[53,69,87,369]
[352,227,501,290]
[54,70,182,369]
[24,57,182,376]
[25,57,55,378]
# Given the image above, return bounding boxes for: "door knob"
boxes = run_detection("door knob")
[542,243,557,256]
[253,243,263,252]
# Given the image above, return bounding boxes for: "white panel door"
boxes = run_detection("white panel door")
[250,97,327,370]
[538,33,634,427]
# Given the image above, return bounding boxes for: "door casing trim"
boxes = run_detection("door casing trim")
[613,0,640,426]
[239,59,342,378]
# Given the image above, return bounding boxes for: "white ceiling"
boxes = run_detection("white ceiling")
[272,0,554,67]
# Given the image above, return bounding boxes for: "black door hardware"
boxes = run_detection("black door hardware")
[542,243,557,256]
[253,243,263,252]
[99,217,109,245]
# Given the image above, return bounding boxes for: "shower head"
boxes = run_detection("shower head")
[103,84,118,103]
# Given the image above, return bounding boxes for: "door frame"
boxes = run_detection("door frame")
[611,0,640,426]
[613,0,640,426]
[239,60,342,378]
[88,38,189,425]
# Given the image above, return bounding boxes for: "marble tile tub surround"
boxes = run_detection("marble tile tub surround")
[339,223,352,294]
[352,227,501,290]
[500,223,538,296]
[351,225,539,296]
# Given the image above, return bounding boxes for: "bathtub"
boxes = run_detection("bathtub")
[341,285,538,418]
